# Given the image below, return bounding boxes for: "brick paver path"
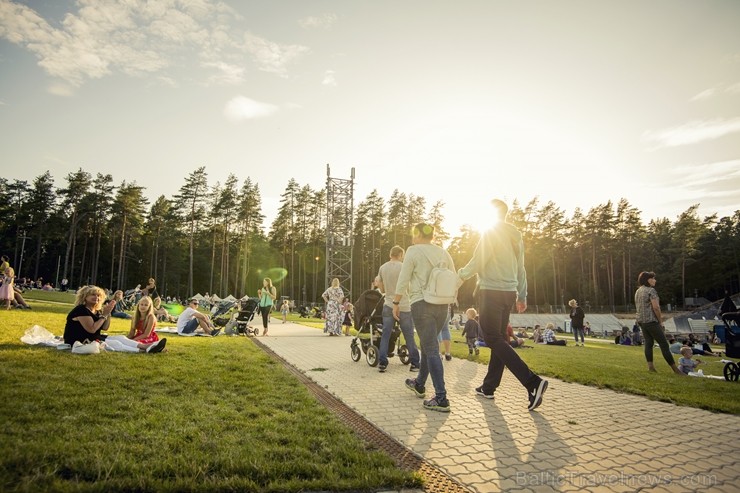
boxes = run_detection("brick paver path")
[256,322,739,493]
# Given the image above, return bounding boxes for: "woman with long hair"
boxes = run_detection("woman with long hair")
[322,278,344,336]
[64,286,165,353]
[257,278,277,336]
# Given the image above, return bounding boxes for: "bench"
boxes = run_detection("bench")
[687,319,711,335]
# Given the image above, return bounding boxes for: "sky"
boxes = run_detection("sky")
[1,0,739,236]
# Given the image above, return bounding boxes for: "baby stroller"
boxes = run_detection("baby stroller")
[298,306,311,318]
[122,285,141,310]
[211,300,237,327]
[719,294,740,381]
[233,298,260,336]
[350,289,410,367]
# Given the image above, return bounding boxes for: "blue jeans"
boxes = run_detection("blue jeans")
[479,290,539,393]
[379,305,419,367]
[411,301,448,400]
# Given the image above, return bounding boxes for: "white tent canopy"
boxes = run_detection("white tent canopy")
[192,293,205,301]
[224,295,237,302]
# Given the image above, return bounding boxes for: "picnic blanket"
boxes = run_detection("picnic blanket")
[155,327,219,337]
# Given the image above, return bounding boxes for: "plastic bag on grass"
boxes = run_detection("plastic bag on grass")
[21,325,65,347]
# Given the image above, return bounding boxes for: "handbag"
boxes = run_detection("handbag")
[71,339,102,355]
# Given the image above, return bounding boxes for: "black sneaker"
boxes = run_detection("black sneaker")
[475,386,494,399]
[423,396,450,412]
[404,378,425,398]
[445,354,452,361]
[146,338,167,354]
[378,364,387,373]
[211,328,221,337]
[527,379,548,411]
[409,364,420,372]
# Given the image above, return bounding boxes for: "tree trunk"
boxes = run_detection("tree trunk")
[117,215,127,289]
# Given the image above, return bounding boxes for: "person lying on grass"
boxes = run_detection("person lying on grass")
[64,285,166,353]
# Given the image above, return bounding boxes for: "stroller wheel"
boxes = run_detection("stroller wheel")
[398,345,410,365]
[723,362,739,382]
[366,345,379,367]
[350,343,361,362]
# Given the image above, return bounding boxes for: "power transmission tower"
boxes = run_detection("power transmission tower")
[325,164,355,299]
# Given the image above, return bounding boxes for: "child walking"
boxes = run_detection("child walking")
[461,308,481,356]
[281,300,290,324]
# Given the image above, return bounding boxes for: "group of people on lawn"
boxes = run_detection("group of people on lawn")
[60,275,282,352]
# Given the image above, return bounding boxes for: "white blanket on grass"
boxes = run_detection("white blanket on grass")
[155,327,218,336]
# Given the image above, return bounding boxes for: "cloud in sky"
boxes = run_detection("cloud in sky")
[47,82,74,97]
[0,0,308,87]
[322,69,337,86]
[690,82,740,101]
[642,118,740,148]
[690,88,716,101]
[243,32,309,77]
[298,13,338,29]
[669,159,740,187]
[223,96,278,122]
[203,61,245,85]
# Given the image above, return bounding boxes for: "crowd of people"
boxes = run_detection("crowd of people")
[5,201,731,403]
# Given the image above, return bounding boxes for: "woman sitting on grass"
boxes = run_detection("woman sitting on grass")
[64,286,165,353]
[153,297,177,323]
[110,290,132,319]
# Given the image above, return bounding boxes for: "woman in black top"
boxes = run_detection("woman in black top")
[142,278,160,304]
[568,299,586,346]
[64,285,116,345]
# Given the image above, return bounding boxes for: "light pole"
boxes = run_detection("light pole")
[314,256,319,304]
[17,230,29,278]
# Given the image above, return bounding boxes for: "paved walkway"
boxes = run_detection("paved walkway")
[256,321,739,493]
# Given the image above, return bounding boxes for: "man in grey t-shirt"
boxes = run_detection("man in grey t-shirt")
[377,245,420,372]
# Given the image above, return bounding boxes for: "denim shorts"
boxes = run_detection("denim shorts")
[181,318,200,334]
[437,323,451,342]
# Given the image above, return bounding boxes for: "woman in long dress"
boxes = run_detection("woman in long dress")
[322,278,344,336]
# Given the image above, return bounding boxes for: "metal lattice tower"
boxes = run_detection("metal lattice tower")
[325,164,355,299]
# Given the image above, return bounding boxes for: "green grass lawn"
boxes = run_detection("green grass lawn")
[0,303,420,492]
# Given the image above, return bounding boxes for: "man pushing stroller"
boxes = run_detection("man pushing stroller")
[377,246,420,372]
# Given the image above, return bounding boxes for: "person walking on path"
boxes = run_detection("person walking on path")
[376,245,420,373]
[257,278,277,336]
[462,307,481,356]
[634,271,684,375]
[280,299,290,324]
[568,299,586,346]
[393,223,455,413]
[458,199,548,411]
[322,278,345,336]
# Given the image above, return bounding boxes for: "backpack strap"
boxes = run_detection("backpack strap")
[418,247,447,270]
